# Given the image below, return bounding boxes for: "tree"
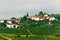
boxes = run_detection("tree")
[51,14,55,17]
[27,13,29,17]
[11,17,16,20]
[3,20,7,27]
[38,11,43,21]
[38,11,43,16]
[20,15,28,23]
[44,12,48,15]
[11,17,16,23]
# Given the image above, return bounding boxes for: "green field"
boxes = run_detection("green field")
[0,27,60,40]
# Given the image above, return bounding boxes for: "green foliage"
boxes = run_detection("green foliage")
[1,13,60,40]
[0,28,30,34]
[26,13,29,16]
[38,11,43,16]
[44,12,48,15]
[55,15,60,20]
[11,17,16,19]
[3,20,7,27]
[0,23,4,28]
[20,15,27,23]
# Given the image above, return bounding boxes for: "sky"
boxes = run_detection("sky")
[0,0,60,19]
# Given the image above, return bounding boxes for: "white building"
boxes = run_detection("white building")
[28,14,56,21]
[27,15,44,21]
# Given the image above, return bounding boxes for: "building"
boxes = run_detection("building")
[6,18,20,28]
[27,15,44,21]
[27,14,56,21]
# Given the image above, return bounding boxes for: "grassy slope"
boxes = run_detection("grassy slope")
[0,20,60,40]
[12,37,44,40]
[0,28,29,35]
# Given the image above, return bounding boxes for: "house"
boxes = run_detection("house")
[27,15,44,21]
[6,18,20,28]
[6,24,19,28]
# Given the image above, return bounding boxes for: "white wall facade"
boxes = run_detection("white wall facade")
[6,24,19,28]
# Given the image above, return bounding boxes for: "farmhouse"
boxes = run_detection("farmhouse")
[6,18,20,28]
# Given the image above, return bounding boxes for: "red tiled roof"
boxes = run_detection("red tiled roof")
[28,15,40,18]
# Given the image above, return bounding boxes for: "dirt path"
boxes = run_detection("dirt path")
[26,28,32,35]
[1,35,12,40]
[0,33,12,40]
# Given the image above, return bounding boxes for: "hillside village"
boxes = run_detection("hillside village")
[0,12,56,28]
[0,0,60,40]
[0,11,60,40]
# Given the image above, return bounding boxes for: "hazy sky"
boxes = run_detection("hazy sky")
[0,0,60,19]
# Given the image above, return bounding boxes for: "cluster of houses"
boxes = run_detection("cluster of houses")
[0,18,20,28]
[27,14,56,21]
[0,14,56,28]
